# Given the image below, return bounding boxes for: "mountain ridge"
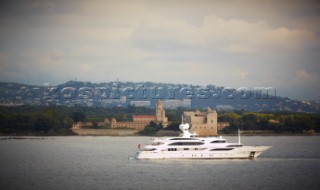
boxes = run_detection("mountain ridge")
[0,81,319,113]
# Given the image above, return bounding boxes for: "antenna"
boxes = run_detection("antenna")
[238,128,241,144]
[181,115,184,124]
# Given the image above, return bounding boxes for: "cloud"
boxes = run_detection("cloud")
[0,51,9,63]
[50,49,64,60]
[295,70,310,79]
[133,14,319,54]
[295,69,320,82]
[235,70,250,79]
[223,44,256,54]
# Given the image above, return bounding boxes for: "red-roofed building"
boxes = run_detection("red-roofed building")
[133,115,155,122]
[111,100,168,130]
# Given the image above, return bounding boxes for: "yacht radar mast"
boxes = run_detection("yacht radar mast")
[238,128,241,145]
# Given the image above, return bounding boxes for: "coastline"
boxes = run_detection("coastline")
[219,131,320,136]
[1,129,319,137]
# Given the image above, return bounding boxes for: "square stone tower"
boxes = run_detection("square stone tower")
[183,107,217,136]
[155,100,168,127]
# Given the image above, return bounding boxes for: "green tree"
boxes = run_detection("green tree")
[139,121,162,135]
[72,112,86,123]
[116,113,128,121]
[165,122,180,131]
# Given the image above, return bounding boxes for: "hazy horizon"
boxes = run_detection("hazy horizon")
[0,0,319,101]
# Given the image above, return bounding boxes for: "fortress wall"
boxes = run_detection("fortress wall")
[71,129,139,136]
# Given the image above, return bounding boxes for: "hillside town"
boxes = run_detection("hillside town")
[0,81,319,113]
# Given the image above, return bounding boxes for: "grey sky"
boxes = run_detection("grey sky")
[0,0,319,101]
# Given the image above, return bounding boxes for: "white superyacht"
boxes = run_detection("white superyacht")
[136,121,270,159]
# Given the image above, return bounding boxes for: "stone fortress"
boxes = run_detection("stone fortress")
[73,100,229,136]
[184,108,218,136]
[111,100,168,130]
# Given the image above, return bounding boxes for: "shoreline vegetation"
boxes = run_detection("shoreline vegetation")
[0,105,319,136]
[1,130,319,138]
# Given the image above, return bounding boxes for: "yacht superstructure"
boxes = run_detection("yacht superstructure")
[135,122,270,159]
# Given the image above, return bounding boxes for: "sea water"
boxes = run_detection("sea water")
[0,136,320,190]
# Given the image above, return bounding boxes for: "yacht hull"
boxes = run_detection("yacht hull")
[136,146,270,160]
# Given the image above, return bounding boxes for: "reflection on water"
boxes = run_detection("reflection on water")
[1,136,320,190]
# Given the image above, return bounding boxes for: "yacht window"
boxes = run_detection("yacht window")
[142,148,156,151]
[170,138,197,140]
[184,148,189,150]
[227,144,243,147]
[168,148,177,151]
[169,142,204,146]
[210,148,233,151]
[193,148,206,151]
[152,142,164,146]
[210,140,226,143]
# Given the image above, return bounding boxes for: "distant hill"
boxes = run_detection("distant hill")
[0,81,319,112]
